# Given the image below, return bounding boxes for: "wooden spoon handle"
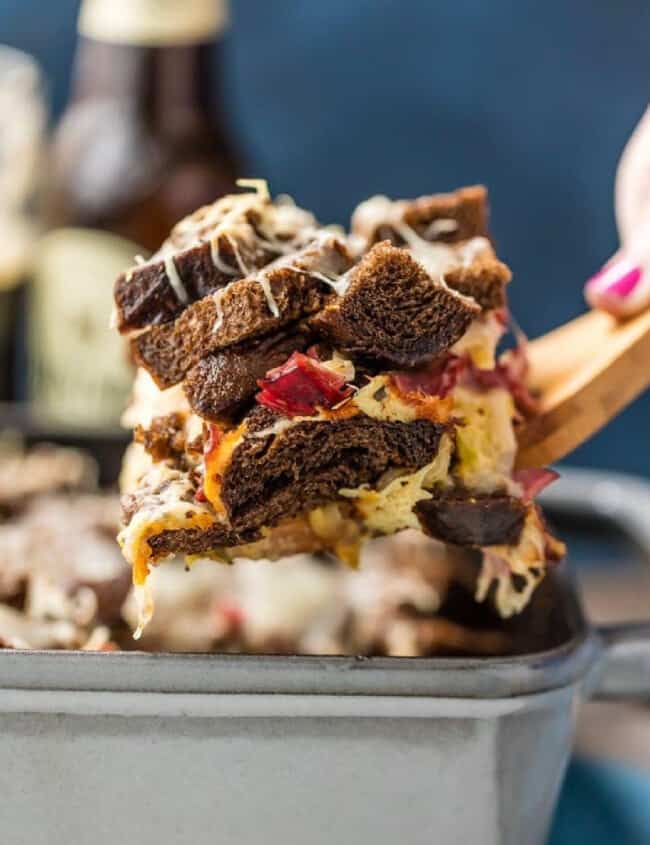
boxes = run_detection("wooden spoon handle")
[516,308,650,468]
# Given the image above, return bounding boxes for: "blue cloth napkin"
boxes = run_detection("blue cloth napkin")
[551,757,650,844]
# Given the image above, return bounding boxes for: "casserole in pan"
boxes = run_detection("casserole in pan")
[0,468,648,845]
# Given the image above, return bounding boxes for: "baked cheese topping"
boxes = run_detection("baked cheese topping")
[451,310,504,370]
[350,194,492,280]
[475,508,550,618]
[121,368,189,429]
[118,464,218,636]
[340,434,453,535]
[353,375,453,424]
[118,466,215,579]
[203,423,247,515]
[124,180,327,326]
[165,179,317,264]
[451,386,518,495]
[208,230,350,335]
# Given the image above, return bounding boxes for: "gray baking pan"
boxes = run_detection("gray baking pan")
[0,468,649,845]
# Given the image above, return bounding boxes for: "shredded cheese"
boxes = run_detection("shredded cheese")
[164,255,189,304]
[352,375,453,425]
[351,195,492,284]
[340,435,453,535]
[475,508,550,618]
[117,465,217,636]
[236,178,271,201]
[256,271,280,318]
[209,236,239,276]
[212,288,225,333]
[452,386,518,495]
[451,310,505,370]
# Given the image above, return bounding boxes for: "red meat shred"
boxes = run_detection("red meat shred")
[256,351,353,416]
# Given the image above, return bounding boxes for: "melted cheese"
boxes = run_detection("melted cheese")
[148,180,318,283]
[451,310,505,370]
[117,465,217,636]
[225,233,250,275]
[236,178,271,200]
[203,423,247,514]
[475,508,550,618]
[119,441,152,493]
[307,504,364,568]
[452,386,517,495]
[209,236,239,276]
[249,417,297,440]
[212,288,225,333]
[164,255,189,304]
[256,271,280,317]
[351,195,492,285]
[340,434,453,535]
[284,265,351,297]
[322,353,355,383]
[423,218,459,238]
[121,368,189,429]
[353,375,453,424]
[118,468,215,569]
[460,236,491,266]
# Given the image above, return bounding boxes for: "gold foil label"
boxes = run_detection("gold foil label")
[29,228,140,427]
[78,0,227,46]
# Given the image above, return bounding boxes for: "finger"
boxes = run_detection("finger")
[584,250,650,317]
[615,104,650,244]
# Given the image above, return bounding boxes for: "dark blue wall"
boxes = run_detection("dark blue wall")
[2,0,649,473]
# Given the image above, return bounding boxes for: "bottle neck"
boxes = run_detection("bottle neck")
[71,38,223,133]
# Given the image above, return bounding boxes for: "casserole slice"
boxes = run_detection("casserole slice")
[115,183,564,633]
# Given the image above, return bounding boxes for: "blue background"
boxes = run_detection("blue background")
[4,3,650,841]
[3,0,649,475]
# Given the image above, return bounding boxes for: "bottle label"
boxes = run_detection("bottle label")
[29,228,140,428]
[78,0,227,46]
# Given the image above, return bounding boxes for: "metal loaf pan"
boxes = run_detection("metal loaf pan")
[1,468,650,845]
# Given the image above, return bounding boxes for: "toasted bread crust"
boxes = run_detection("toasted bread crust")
[444,256,512,310]
[131,237,351,388]
[415,493,526,546]
[352,185,489,247]
[114,235,273,333]
[146,523,260,558]
[402,185,489,242]
[219,406,447,532]
[310,242,480,367]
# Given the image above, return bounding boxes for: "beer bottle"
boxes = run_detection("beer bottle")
[0,47,45,403]
[30,0,239,427]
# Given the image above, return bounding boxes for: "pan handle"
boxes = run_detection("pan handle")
[540,466,650,552]
[591,623,650,699]
[541,468,650,700]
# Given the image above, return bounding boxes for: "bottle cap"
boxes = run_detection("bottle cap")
[79,0,228,46]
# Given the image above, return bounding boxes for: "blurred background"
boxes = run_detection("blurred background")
[1,2,650,842]
[1,0,649,471]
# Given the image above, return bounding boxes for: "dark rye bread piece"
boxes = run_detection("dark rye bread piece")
[353,185,488,247]
[114,234,272,333]
[444,255,512,310]
[310,241,480,368]
[402,185,488,242]
[132,236,351,389]
[219,406,447,533]
[184,326,312,422]
[147,522,260,559]
[133,413,187,464]
[415,493,527,547]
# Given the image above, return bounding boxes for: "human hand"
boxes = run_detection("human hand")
[585,105,650,317]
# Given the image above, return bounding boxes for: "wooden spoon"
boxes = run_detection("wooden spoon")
[515,307,650,469]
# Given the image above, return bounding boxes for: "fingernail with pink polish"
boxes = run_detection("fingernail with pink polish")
[584,255,643,316]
